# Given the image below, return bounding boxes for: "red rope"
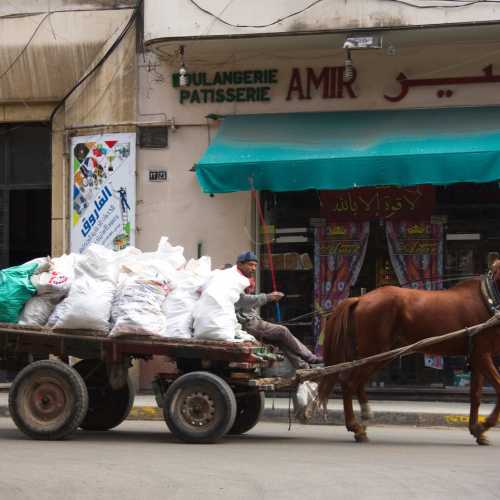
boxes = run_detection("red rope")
[251,189,277,292]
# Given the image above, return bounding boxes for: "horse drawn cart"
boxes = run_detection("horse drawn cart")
[0,323,283,444]
[2,309,500,445]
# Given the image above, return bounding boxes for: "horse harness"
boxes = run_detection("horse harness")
[480,272,500,315]
[464,272,500,369]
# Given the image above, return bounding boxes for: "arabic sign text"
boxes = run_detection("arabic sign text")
[320,186,435,221]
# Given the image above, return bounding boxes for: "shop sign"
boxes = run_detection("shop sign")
[384,64,500,102]
[172,69,278,104]
[286,66,357,100]
[70,133,136,253]
[320,186,435,221]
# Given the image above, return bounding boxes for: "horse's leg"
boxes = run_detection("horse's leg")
[468,359,486,445]
[340,370,368,442]
[357,385,373,421]
[472,354,500,445]
[357,361,389,421]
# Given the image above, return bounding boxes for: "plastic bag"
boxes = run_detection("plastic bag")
[293,381,319,424]
[110,277,168,337]
[193,266,249,341]
[0,262,38,323]
[25,257,51,274]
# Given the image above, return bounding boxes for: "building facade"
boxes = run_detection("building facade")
[140,0,500,389]
[4,1,500,389]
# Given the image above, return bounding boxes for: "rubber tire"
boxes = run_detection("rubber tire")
[73,360,135,431]
[229,390,265,435]
[8,360,88,440]
[163,371,237,444]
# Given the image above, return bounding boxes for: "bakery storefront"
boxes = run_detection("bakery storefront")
[195,106,500,390]
[138,30,500,390]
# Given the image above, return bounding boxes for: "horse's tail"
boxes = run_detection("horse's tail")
[318,297,359,405]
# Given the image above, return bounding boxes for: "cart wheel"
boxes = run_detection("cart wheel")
[73,359,135,431]
[8,360,88,440]
[163,371,237,443]
[229,390,265,435]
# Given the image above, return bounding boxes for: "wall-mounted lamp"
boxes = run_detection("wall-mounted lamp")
[179,45,187,87]
[343,48,353,83]
[342,35,383,83]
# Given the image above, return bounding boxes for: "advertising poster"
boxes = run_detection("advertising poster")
[70,133,136,253]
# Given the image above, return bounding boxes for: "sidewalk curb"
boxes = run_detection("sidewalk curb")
[0,404,484,428]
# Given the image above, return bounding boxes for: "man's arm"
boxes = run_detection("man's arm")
[235,293,268,311]
[235,291,285,311]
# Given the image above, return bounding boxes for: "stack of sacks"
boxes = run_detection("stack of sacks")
[193,266,250,341]
[162,256,211,338]
[12,235,257,343]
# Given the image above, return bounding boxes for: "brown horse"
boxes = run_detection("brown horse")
[318,265,500,445]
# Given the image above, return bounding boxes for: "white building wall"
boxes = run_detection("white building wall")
[145,0,500,42]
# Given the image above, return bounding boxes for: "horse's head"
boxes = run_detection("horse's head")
[491,259,500,286]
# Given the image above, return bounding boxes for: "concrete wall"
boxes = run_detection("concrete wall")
[145,0,500,42]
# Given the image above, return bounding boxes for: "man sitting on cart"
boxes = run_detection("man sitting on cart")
[235,251,322,369]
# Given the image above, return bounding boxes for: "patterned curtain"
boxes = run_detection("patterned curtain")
[385,220,444,290]
[386,220,445,369]
[314,222,370,353]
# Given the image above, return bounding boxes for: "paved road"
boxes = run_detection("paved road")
[0,420,499,500]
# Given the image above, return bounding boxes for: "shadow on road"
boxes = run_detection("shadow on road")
[0,421,491,448]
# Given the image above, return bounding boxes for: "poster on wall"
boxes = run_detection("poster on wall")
[70,133,136,254]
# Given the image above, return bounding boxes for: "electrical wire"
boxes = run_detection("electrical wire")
[0,6,138,20]
[0,13,50,82]
[187,0,500,29]
[187,0,326,28]
[382,0,500,7]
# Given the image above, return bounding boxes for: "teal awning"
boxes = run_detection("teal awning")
[195,107,500,193]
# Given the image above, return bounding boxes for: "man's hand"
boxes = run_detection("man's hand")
[267,291,285,302]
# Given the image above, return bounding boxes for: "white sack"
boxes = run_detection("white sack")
[31,271,71,297]
[110,277,168,337]
[193,266,249,341]
[162,256,211,339]
[48,275,115,331]
[18,296,61,326]
[156,236,186,270]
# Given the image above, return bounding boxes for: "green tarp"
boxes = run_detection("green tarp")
[195,107,500,193]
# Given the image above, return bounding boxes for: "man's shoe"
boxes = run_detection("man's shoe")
[309,355,323,365]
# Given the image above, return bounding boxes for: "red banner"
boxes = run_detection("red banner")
[320,186,435,221]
